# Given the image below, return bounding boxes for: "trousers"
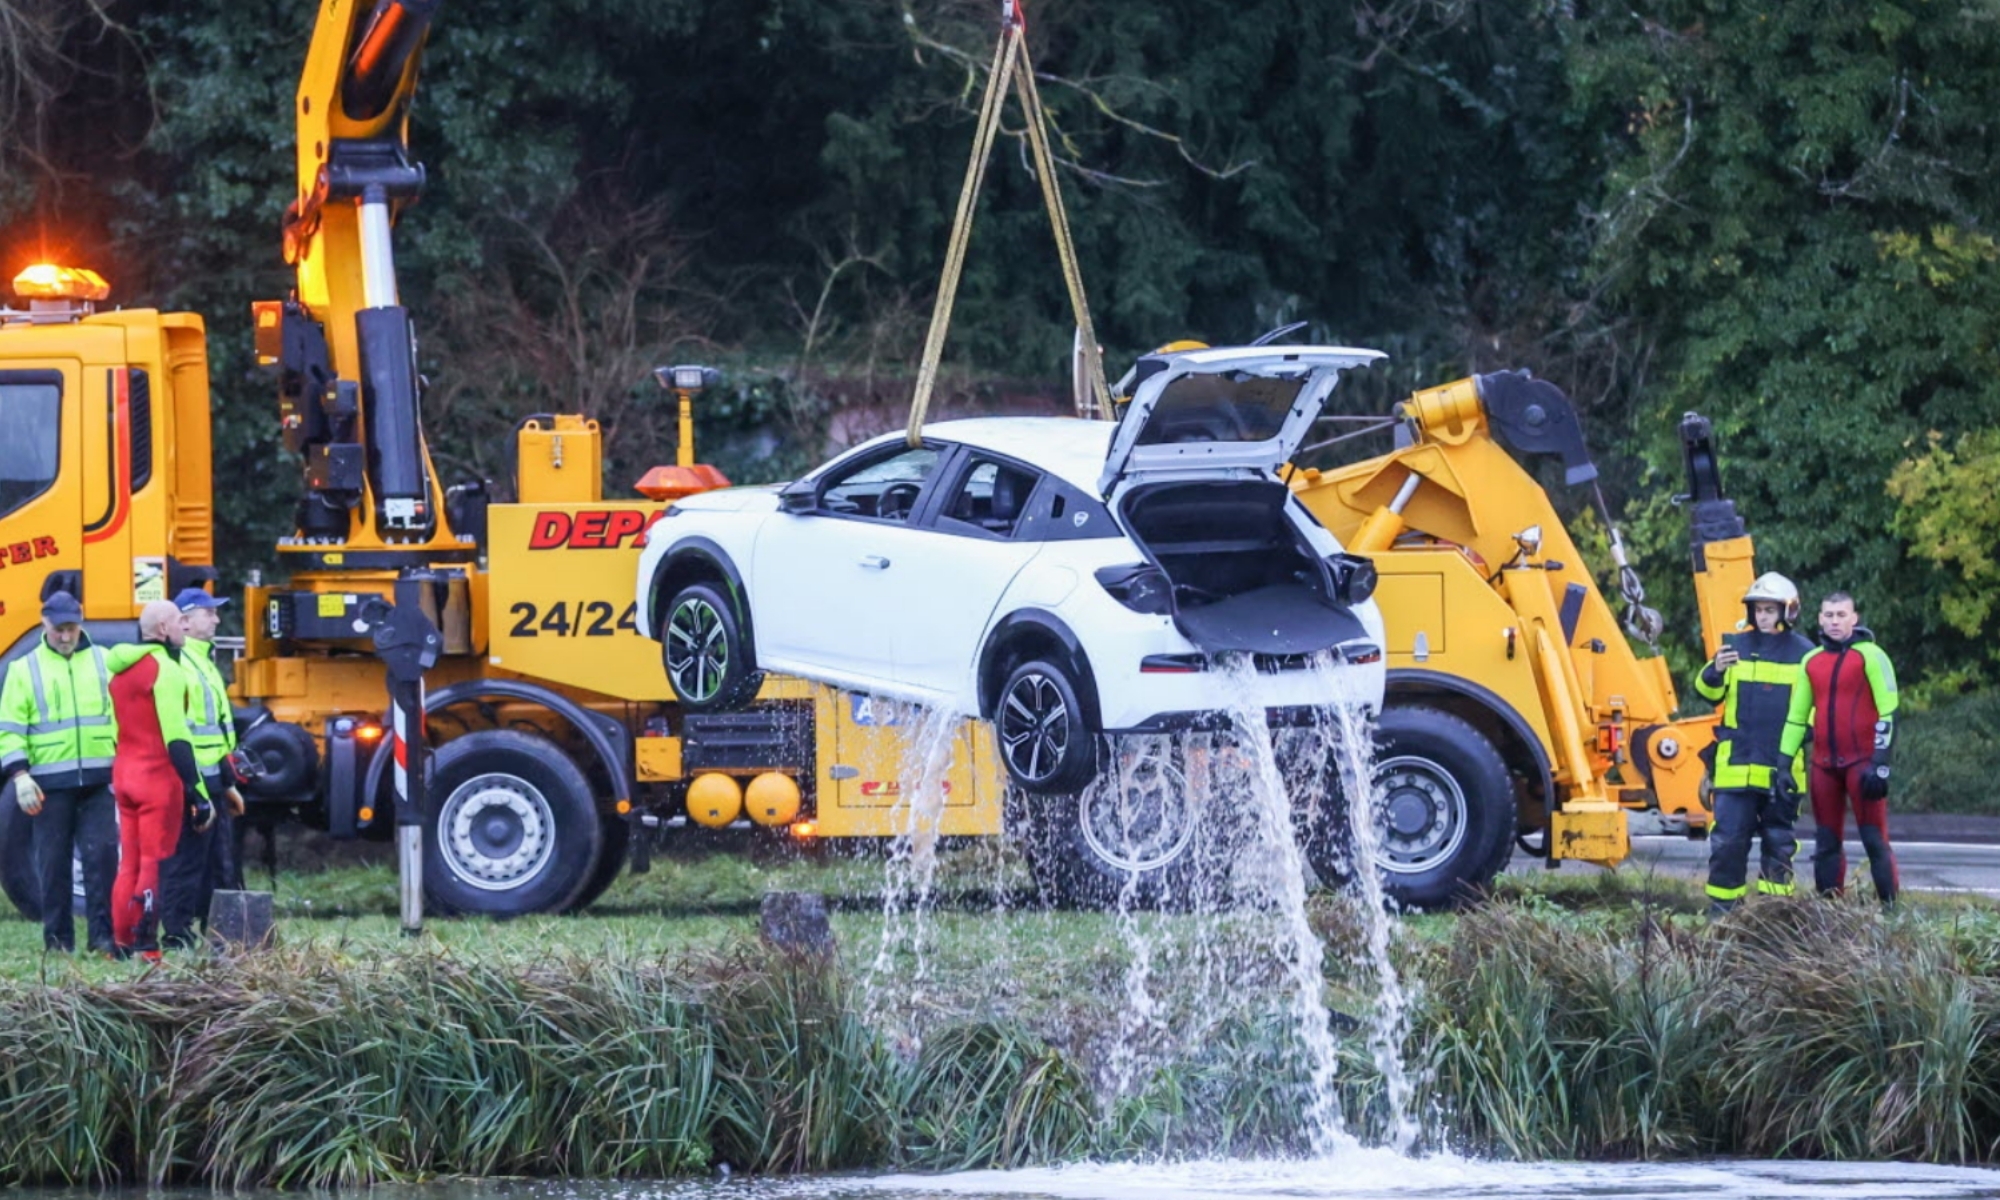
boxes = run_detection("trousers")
[1810,761,1898,903]
[162,771,239,948]
[1705,785,1799,911]
[112,774,185,952]
[30,784,118,952]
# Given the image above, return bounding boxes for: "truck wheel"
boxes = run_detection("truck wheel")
[1306,705,1513,912]
[995,659,1099,795]
[0,801,89,919]
[0,800,38,918]
[1010,738,1201,909]
[661,582,760,712]
[568,812,630,912]
[423,730,604,917]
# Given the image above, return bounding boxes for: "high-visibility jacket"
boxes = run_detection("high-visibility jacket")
[182,638,236,770]
[107,641,207,800]
[0,632,117,790]
[1694,627,1813,790]
[1780,628,1899,770]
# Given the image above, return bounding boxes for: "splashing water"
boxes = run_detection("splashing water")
[860,696,962,1038]
[1211,655,1352,1156]
[1324,683,1421,1153]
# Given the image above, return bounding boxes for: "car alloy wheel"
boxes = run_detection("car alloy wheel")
[999,669,1072,786]
[666,593,730,703]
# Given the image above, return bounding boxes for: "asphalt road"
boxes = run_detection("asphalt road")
[1505,814,2000,897]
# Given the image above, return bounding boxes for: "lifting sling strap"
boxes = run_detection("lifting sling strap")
[907,0,1112,447]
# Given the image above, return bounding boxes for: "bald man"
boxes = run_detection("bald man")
[106,601,213,960]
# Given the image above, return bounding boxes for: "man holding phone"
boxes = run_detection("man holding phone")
[1695,573,1815,916]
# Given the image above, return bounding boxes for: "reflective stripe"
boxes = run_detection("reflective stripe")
[26,715,113,734]
[24,654,47,716]
[1756,879,1795,896]
[0,721,26,735]
[28,757,114,778]
[1706,882,1749,900]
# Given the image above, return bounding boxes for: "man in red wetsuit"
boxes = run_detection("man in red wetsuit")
[1779,591,1900,903]
[107,601,213,959]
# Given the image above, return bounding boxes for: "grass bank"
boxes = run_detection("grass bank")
[4,858,1999,1183]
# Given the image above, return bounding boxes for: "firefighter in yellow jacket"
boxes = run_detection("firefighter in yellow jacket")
[1694,573,1814,916]
[0,592,120,953]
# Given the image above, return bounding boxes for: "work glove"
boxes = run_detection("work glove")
[1860,763,1890,802]
[1769,772,1799,807]
[223,786,246,817]
[10,773,43,816]
[185,783,215,833]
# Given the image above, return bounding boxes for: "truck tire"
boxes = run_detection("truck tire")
[1306,705,1513,912]
[568,811,630,911]
[661,581,760,712]
[0,801,89,920]
[1009,738,1202,909]
[423,730,604,917]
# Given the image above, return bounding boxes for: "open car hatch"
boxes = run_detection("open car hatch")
[1097,345,1384,497]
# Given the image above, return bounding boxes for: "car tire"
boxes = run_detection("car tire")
[660,581,761,713]
[1009,737,1205,910]
[994,658,1099,795]
[1304,705,1513,912]
[422,730,604,917]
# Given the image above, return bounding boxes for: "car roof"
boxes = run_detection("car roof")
[856,417,1116,492]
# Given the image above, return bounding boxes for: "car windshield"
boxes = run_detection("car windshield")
[1132,371,1304,446]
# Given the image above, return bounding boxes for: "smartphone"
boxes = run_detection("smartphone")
[1722,631,1755,661]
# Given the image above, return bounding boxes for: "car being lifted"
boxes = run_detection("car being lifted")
[634,345,1390,810]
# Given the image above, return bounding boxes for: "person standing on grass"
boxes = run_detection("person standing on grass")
[1695,573,1815,917]
[0,591,119,954]
[107,601,213,961]
[1779,591,1901,904]
[159,587,245,949]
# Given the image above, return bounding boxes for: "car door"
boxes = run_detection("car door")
[887,452,1047,708]
[748,441,946,692]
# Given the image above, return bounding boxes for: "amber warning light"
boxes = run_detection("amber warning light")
[13,263,111,302]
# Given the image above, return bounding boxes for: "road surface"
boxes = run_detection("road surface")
[1506,813,2000,897]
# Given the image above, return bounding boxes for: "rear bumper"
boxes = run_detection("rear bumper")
[1095,653,1385,732]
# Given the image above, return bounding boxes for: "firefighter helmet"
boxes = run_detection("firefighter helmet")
[1742,572,1801,627]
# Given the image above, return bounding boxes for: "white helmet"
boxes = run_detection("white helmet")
[1743,572,1800,627]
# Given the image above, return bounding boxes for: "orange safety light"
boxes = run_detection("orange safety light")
[789,819,817,840]
[13,263,111,302]
[355,722,385,743]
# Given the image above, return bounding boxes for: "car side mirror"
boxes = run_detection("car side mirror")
[778,480,816,514]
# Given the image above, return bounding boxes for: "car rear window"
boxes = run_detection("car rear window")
[1133,372,1304,446]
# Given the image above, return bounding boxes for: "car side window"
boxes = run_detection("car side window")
[818,445,940,522]
[939,458,1042,539]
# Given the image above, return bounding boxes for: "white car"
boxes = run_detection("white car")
[634,345,1389,807]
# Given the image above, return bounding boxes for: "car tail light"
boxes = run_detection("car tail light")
[1327,552,1377,605]
[1140,653,1207,674]
[1095,563,1173,614]
[1337,641,1383,665]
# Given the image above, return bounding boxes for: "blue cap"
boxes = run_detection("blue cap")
[174,587,227,611]
[40,591,82,622]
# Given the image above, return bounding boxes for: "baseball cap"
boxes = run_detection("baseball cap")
[173,587,228,611]
[40,592,82,622]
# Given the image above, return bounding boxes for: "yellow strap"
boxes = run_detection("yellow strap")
[908,23,1020,447]
[1011,44,1112,420]
[906,6,1114,444]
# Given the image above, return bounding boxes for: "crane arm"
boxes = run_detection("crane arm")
[257,0,457,554]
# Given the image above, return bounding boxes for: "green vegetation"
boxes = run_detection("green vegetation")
[4,856,1999,1182]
